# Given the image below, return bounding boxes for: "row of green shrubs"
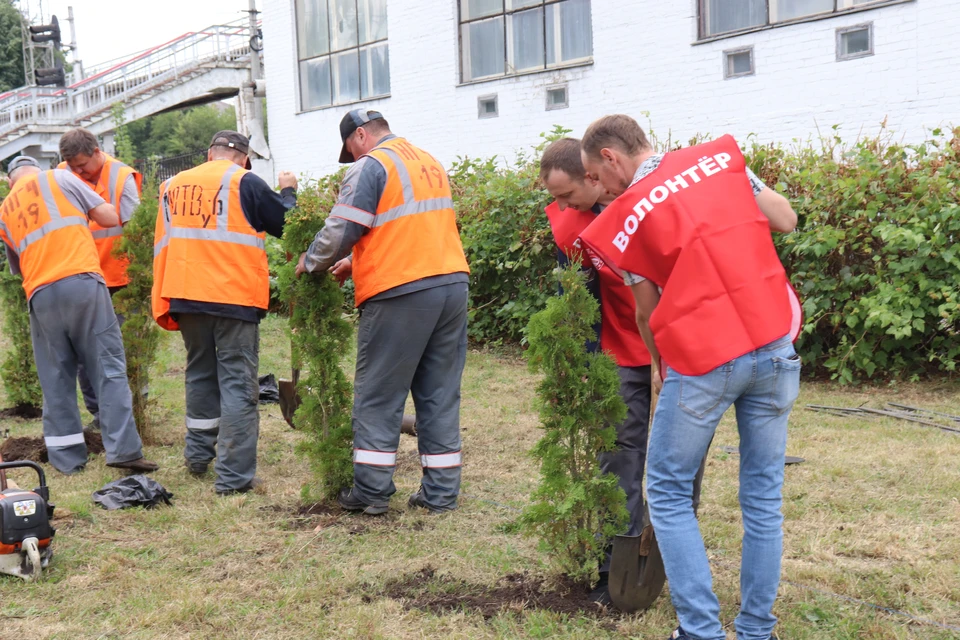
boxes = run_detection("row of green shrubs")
[266,124,960,383]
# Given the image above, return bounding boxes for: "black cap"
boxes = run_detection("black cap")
[209,131,252,169]
[339,109,384,163]
[8,156,41,173]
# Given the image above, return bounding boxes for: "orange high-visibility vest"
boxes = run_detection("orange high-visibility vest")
[152,160,268,331]
[330,137,469,307]
[0,170,102,299]
[58,154,142,287]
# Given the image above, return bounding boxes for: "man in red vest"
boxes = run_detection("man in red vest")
[540,137,651,604]
[579,115,801,640]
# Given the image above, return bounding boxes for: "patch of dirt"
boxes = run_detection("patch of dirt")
[1,429,104,463]
[370,566,618,625]
[260,502,432,533]
[0,404,42,420]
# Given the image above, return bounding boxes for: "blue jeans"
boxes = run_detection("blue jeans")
[647,335,801,640]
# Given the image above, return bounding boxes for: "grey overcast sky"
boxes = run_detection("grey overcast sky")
[23,0,249,68]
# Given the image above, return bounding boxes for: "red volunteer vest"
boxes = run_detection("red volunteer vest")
[580,136,801,376]
[545,202,650,367]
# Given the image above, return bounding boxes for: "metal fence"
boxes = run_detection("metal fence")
[134,149,207,183]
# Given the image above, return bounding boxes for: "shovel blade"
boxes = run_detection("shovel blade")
[278,379,301,428]
[609,528,667,613]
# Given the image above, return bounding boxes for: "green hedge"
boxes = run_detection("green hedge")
[269,126,960,382]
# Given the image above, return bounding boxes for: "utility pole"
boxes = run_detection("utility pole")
[247,0,264,125]
[65,7,83,83]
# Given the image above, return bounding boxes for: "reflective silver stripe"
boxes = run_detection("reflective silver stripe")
[217,164,243,233]
[377,147,415,203]
[153,180,173,258]
[91,226,123,240]
[374,197,454,228]
[107,161,122,206]
[18,217,87,254]
[186,417,220,431]
[0,218,12,252]
[168,227,265,249]
[353,449,397,466]
[330,204,376,227]
[37,172,61,220]
[45,433,86,448]
[420,451,463,469]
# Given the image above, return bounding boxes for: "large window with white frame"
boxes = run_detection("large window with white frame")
[296,0,389,111]
[699,0,908,39]
[459,0,593,83]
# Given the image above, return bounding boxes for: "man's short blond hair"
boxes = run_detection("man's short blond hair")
[581,115,651,159]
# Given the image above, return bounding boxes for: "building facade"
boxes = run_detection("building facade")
[262,0,957,178]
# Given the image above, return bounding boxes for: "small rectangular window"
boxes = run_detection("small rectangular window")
[837,23,873,60]
[545,84,568,110]
[723,47,754,78]
[478,94,499,118]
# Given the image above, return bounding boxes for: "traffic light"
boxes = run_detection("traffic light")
[29,16,60,45]
[35,67,65,87]
[29,16,65,87]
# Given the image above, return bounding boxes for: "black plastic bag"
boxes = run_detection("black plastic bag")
[92,475,173,510]
[258,374,280,404]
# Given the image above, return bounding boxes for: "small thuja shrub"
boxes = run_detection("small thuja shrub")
[112,177,162,442]
[522,265,628,585]
[0,181,42,412]
[276,172,355,501]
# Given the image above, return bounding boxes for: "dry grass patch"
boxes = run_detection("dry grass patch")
[0,315,956,638]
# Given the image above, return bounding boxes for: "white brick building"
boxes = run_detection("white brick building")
[261,0,958,178]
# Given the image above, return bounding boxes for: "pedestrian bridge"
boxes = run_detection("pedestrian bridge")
[0,20,256,164]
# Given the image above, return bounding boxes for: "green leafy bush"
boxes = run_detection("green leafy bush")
[521,265,628,585]
[0,181,42,412]
[112,177,162,442]
[450,129,566,344]
[276,171,355,501]
[747,127,960,382]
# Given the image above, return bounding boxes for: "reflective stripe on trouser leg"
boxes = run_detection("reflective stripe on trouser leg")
[354,449,398,466]
[409,282,469,511]
[179,314,222,466]
[211,317,259,493]
[419,451,462,469]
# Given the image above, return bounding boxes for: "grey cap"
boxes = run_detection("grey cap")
[339,109,385,163]
[8,156,41,173]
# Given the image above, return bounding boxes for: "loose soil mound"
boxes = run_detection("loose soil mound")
[0,404,42,420]
[0,429,104,463]
[371,566,616,621]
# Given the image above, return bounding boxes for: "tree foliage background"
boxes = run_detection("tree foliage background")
[0,0,24,92]
[127,104,237,160]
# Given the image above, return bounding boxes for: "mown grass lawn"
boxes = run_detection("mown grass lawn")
[0,314,958,639]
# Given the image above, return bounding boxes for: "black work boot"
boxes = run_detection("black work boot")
[337,487,388,515]
[407,488,456,514]
[185,459,210,476]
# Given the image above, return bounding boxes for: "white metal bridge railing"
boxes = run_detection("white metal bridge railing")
[0,19,254,138]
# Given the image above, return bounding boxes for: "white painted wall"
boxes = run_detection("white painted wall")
[262,0,958,179]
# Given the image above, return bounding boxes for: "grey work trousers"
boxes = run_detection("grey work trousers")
[77,286,124,425]
[29,276,144,473]
[178,313,260,493]
[600,365,652,573]
[352,282,468,510]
